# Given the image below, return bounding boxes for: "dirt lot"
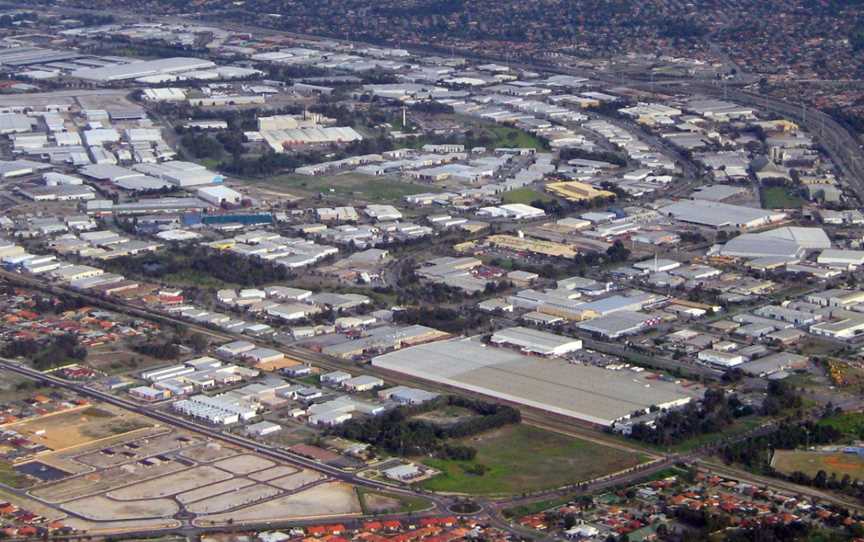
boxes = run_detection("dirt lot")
[31,459,186,503]
[61,495,178,521]
[178,443,238,464]
[269,469,326,491]
[194,482,361,526]
[177,478,256,505]
[212,454,274,474]
[8,406,152,452]
[248,465,298,482]
[75,431,194,469]
[186,484,283,514]
[108,465,233,500]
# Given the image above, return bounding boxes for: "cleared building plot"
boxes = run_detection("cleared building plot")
[195,482,361,525]
[178,443,238,463]
[212,454,274,474]
[373,337,702,427]
[186,484,283,514]
[61,495,178,521]
[75,431,192,469]
[31,459,187,503]
[107,465,233,500]
[176,478,257,505]
[269,469,327,491]
[248,465,299,482]
[6,406,152,452]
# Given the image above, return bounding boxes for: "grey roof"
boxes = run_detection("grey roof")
[372,336,701,426]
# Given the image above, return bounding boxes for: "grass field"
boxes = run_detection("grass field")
[419,425,646,495]
[761,186,803,209]
[480,124,547,150]
[772,450,864,478]
[0,461,32,489]
[356,488,432,515]
[501,188,553,205]
[818,412,864,440]
[255,173,435,202]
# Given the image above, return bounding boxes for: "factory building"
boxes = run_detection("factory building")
[489,327,582,357]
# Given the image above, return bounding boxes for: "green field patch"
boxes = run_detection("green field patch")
[501,188,553,205]
[356,488,432,515]
[760,186,803,209]
[419,424,646,495]
[818,412,864,440]
[261,173,435,202]
[772,449,864,479]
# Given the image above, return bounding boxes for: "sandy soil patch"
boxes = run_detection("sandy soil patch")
[178,443,239,463]
[248,465,298,482]
[195,482,360,526]
[186,484,282,514]
[108,465,233,500]
[177,478,256,505]
[268,469,326,491]
[212,454,274,474]
[32,460,186,503]
[61,495,178,520]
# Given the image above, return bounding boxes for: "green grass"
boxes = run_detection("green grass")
[760,186,803,209]
[818,412,864,440]
[355,488,432,515]
[502,495,573,518]
[481,124,547,150]
[161,269,240,289]
[663,417,767,453]
[501,188,553,205]
[0,461,31,489]
[419,424,646,495]
[259,173,436,202]
[772,449,864,478]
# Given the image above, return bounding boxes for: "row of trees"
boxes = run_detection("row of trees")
[719,419,864,501]
[331,396,520,457]
[625,388,749,446]
[106,246,295,287]
[2,334,86,370]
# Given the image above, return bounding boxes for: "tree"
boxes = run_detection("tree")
[606,240,630,263]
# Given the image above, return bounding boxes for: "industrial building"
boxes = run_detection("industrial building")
[69,57,217,82]
[489,326,582,356]
[659,200,787,229]
[372,337,701,427]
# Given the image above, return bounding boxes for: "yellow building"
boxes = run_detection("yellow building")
[546,181,616,203]
[487,234,577,259]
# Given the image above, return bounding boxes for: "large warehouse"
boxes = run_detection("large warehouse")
[489,326,582,356]
[69,57,217,82]
[372,337,702,427]
[659,200,787,229]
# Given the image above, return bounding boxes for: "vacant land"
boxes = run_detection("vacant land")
[213,454,274,474]
[772,450,864,478]
[195,482,361,525]
[61,495,178,521]
[760,186,803,209]
[420,424,646,495]
[177,478,256,505]
[9,406,152,452]
[356,488,432,515]
[819,412,864,441]
[501,188,553,205]
[108,466,233,500]
[257,173,434,202]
